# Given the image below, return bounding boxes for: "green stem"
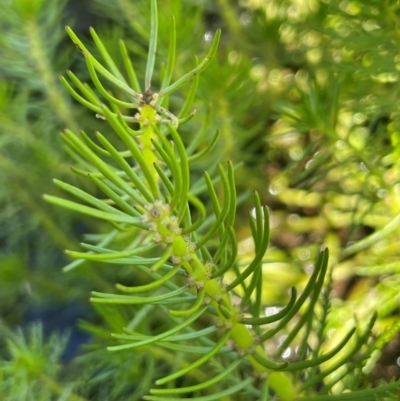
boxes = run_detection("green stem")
[26,18,78,131]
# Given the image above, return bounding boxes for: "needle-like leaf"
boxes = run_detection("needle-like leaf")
[119,39,141,93]
[145,0,158,90]
[159,30,221,97]
[161,16,176,91]
[108,306,207,351]
[155,329,232,385]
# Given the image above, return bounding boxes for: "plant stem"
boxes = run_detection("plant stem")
[26,18,79,132]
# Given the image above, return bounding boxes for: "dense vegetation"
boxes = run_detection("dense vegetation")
[1,0,400,400]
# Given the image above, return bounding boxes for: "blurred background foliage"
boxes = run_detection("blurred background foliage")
[1,0,400,398]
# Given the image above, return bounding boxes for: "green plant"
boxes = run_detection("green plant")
[0,322,84,401]
[42,0,400,400]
